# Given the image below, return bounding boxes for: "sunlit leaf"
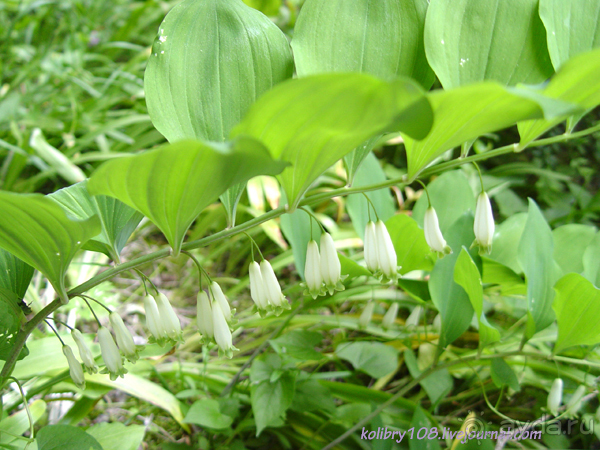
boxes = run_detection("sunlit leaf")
[233,73,433,210]
[87,139,287,256]
[386,214,434,275]
[404,349,452,407]
[87,423,145,450]
[0,192,101,303]
[336,342,398,379]
[552,224,597,276]
[184,399,233,430]
[424,0,553,89]
[37,425,102,450]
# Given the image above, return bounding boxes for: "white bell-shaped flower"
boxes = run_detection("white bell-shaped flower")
[405,306,422,328]
[98,327,127,381]
[358,301,375,329]
[363,221,379,272]
[424,207,451,256]
[210,282,233,322]
[381,303,399,330]
[155,293,183,344]
[62,345,85,389]
[249,261,269,311]
[196,291,214,342]
[473,192,495,254]
[109,312,139,363]
[260,260,289,310]
[304,240,324,299]
[143,294,166,345]
[212,300,238,358]
[320,233,345,295]
[565,385,586,417]
[547,378,563,416]
[71,329,98,374]
[375,220,399,281]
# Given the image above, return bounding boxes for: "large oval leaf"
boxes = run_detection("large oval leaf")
[144,0,293,143]
[0,193,100,303]
[292,0,434,88]
[0,249,34,300]
[87,138,287,256]
[539,0,600,70]
[232,73,433,210]
[424,0,553,89]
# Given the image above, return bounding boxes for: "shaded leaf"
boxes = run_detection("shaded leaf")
[290,379,336,413]
[0,288,28,361]
[269,330,323,361]
[0,248,34,305]
[490,358,520,392]
[344,137,380,186]
[386,214,434,275]
[87,139,287,256]
[37,425,102,450]
[583,232,600,288]
[404,349,452,407]
[336,342,398,379]
[409,406,441,450]
[0,400,46,446]
[86,423,145,450]
[184,399,233,430]
[220,183,246,228]
[552,224,597,276]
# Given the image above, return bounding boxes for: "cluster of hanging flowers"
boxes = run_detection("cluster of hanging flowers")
[302,232,348,299]
[196,281,239,358]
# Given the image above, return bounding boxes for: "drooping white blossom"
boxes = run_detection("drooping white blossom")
[210,281,233,322]
[98,327,127,381]
[196,291,214,342]
[405,306,423,328]
[424,207,451,256]
[363,221,379,272]
[143,294,165,344]
[320,233,345,295]
[381,302,399,330]
[304,240,324,299]
[212,300,238,358]
[249,261,269,311]
[547,378,563,416]
[358,301,375,329]
[71,329,98,374]
[260,260,289,309]
[62,345,86,389]
[155,293,183,343]
[375,220,399,281]
[109,312,139,363]
[473,192,495,254]
[565,385,586,417]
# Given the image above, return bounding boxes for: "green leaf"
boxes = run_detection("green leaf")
[232,73,433,210]
[386,215,434,275]
[339,254,372,280]
[539,0,600,70]
[49,181,143,262]
[424,0,553,89]
[553,273,600,353]
[0,399,46,446]
[583,232,600,288]
[336,342,398,379]
[428,214,476,347]
[487,213,528,275]
[144,0,293,143]
[87,139,287,256]
[518,199,559,337]
[454,249,500,348]
[413,171,476,233]
[0,248,34,304]
[0,192,101,303]
[184,399,234,430]
[242,0,281,16]
[29,128,86,184]
[490,358,520,392]
[290,379,336,413]
[346,153,395,239]
[220,183,246,228]
[403,83,570,179]
[37,425,103,450]
[86,423,145,450]
[269,330,323,361]
[292,0,434,88]
[552,224,597,276]
[0,288,28,361]
[343,137,380,186]
[409,406,441,450]
[518,49,600,145]
[404,349,452,407]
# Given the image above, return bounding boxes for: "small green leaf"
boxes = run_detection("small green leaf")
[145,0,293,143]
[343,137,380,186]
[0,248,34,303]
[290,379,336,413]
[518,199,559,337]
[339,254,372,280]
[409,406,442,450]
[87,138,287,256]
[37,425,103,450]
[0,399,46,446]
[539,0,600,70]
[346,153,395,239]
[336,342,398,379]
[404,349,452,407]
[86,423,145,450]
[49,181,143,262]
[184,399,234,430]
[424,0,553,89]
[220,183,246,228]
[292,0,434,88]
[553,273,600,353]
[490,358,520,392]
[0,192,101,303]
[0,288,28,361]
[583,232,600,288]
[454,249,500,348]
[270,330,323,361]
[552,224,597,276]
[385,215,434,275]
[233,73,433,210]
[487,212,528,275]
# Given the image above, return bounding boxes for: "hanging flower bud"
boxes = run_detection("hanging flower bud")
[320,233,345,295]
[260,260,289,310]
[363,221,379,272]
[375,220,399,281]
[565,385,587,417]
[210,282,233,322]
[417,342,437,371]
[98,327,127,381]
[405,306,422,328]
[196,291,214,342]
[304,240,324,299]
[143,294,166,345]
[71,329,98,374]
[62,345,85,389]
[109,312,139,363]
[424,207,451,256]
[249,262,269,312]
[382,303,399,330]
[358,301,375,329]
[155,293,183,344]
[212,300,238,358]
[473,192,495,254]
[432,314,442,332]
[547,378,563,416]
